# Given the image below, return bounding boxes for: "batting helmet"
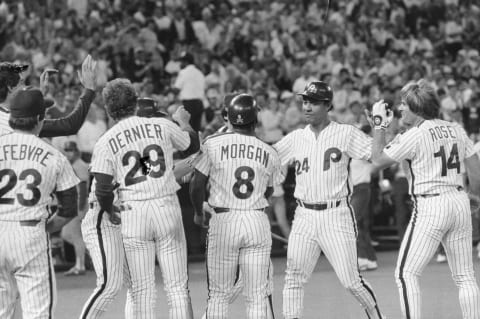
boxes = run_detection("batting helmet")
[222,93,238,121]
[228,94,257,126]
[298,81,333,103]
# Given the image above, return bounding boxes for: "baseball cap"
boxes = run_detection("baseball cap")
[0,62,28,75]
[297,81,333,102]
[10,87,54,118]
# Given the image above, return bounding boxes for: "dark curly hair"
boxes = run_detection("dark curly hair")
[102,78,138,120]
[0,63,28,102]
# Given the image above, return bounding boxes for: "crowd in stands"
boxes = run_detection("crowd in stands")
[1,0,480,265]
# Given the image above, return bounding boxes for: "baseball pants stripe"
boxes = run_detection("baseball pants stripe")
[46,229,54,319]
[347,200,383,318]
[81,210,108,318]
[283,205,381,319]
[80,207,129,319]
[121,197,192,319]
[395,191,480,319]
[0,221,56,319]
[397,198,418,319]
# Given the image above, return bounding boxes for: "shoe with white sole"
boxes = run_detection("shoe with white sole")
[436,253,447,263]
[358,258,378,271]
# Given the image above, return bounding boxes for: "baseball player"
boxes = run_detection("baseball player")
[0,88,79,318]
[80,98,199,319]
[370,79,480,319]
[275,81,385,319]
[190,94,282,319]
[90,78,199,319]
[0,55,98,137]
[197,93,276,319]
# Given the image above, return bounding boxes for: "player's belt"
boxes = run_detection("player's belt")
[19,220,41,227]
[416,186,464,198]
[213,207,265,214]
[89,202,132,211]
[296,200,341,211]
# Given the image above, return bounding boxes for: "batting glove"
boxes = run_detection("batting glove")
[371,100,393,130]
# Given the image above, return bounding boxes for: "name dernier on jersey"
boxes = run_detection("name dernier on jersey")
[107,122,164,154]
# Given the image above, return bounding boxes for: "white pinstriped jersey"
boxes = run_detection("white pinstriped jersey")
[384,119,474,195]
[274,122,371,202]
[196,132,283,210]
[0,132,79,221]
[90,116,190,201]
[0,106,12,136]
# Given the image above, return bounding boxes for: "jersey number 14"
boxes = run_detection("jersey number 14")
[433,143,460,176]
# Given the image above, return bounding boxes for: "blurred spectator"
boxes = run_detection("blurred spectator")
[47,93,75,119]
[292,62,318,93]
[173,51,205,131]
[76,104,108,163]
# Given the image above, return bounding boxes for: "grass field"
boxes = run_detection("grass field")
[13,250,480,318]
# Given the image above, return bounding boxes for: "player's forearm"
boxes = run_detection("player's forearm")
[56,186,78,219]
[39,89,95,138]
[78,181,88,212]
[189,173,206,216]
[94,173,115,214]
[173,157,196,182]
[371,128,387,166]
[181,129,200,157]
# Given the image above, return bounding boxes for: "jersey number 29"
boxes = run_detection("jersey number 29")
[122,144,165,186]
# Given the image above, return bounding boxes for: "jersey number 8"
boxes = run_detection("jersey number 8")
[232,166,255,199]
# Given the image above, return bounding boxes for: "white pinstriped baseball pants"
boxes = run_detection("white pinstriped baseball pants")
[0,220,55,319]
[206,210,272,319]
[283,204,383,319]
[121,196,193,319]
[80,206,133,319]
[396,191,480,319]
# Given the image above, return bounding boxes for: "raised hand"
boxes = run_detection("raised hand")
[77,54,98,90]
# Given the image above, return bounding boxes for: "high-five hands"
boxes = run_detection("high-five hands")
[367,99,394,130]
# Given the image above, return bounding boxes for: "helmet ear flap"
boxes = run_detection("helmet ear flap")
[327,102,333,112]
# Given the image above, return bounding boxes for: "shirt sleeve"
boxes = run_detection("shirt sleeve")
[56,155,80,191]
[173,71,184,90]
[39,89,95,138]
[73,160,90,182]
[346,126,372,160]
[460,127,476,158]
[271,153,285,186]
[194,147,211,176]
[164,119,191,151]
[90,143,115,176]
[383,128,418,162]
[273,132,295,166]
